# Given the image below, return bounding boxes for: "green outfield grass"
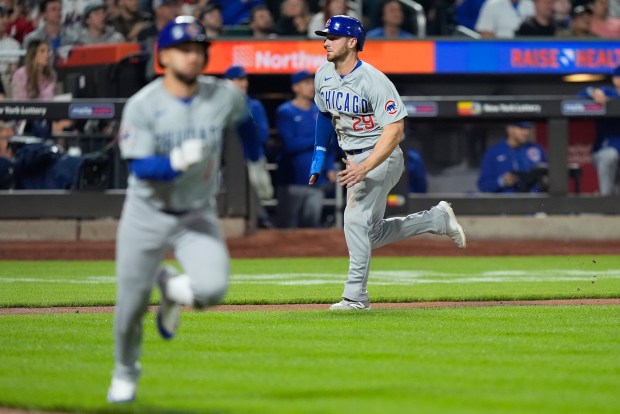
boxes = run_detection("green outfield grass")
[1,255,619,413]
[1,307,619,414]
[0,256,619,307]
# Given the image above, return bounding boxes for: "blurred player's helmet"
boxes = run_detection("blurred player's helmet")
[157,16,210,50]
[314,15,366,51]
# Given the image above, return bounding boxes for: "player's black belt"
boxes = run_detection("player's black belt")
[344,145,375,156]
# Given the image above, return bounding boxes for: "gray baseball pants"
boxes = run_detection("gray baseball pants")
[112,194,229,382]
[342,146,449,303]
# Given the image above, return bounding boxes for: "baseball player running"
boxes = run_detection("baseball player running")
[309,15,466,311]
[107,16,261,403]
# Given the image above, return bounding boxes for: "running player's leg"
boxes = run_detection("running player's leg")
[368,149,463,249]
[113,199,170,384]
[341,152,393,303]
[172,208,230,308]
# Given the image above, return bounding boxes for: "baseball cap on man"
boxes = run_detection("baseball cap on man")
[612,65,620,77]
[571,4,592,17]
[224,65,247,79]
[291,70,313,85]
[509,121,534,128]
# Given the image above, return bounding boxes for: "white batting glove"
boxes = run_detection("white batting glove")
[170,138,204,172]
[247,156,274,200]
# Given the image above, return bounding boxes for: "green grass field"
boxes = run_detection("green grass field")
[1,255,620,413]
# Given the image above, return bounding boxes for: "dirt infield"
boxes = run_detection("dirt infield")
[2,229,620,260]
[1,299,620,316]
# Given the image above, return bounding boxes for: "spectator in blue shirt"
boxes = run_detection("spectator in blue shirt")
[478,121,548,193]
[455,0,487,31]
[577,65,620,196]
[208,0,265,26]
[275,70,337,228]
[366,0,415,38]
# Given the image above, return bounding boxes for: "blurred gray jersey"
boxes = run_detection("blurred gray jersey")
[119,76,247,211]
[314,60,408,151]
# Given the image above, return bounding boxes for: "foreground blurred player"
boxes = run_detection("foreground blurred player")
[310,15,466,310]
[107,16,260,402]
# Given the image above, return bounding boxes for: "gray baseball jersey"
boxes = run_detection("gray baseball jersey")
[119,76,247,211]
[314,60,408,151]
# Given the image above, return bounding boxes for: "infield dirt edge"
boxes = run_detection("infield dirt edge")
[1,298,619,315]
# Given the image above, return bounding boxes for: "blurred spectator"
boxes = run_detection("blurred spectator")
[577,66,620,196]
[0,4,20,91]
[552,0,571,29]
[515,0,556,36]
[209,0,265,26]
[23,0,73,51]
[136,0,178,80]
[249,4,275,38]
[109,0,150,41]
[65,0,125,44]
[275,70,336,228]
[478,121,548,193]
[405,147,428,193]
[556,4,597,37]
[3,0,35,44]
[11,39,57,137]
[455,0,487,31]
[224,65,274,227]
[2,135,97,189]
[275,0,310,36]
[307,0,360,38]
[11,38,55,100]
[198,3,222,38]
[589,0,620,37]
[366,0,415,38]
[475,0,535,38]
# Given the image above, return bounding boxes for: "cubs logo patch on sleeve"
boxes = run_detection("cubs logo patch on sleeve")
[385,100,398,115]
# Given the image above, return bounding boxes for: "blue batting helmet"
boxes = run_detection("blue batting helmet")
[314,15,366,51]
[157,16,210,50]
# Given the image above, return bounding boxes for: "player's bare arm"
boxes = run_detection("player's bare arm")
[337,120,404,188]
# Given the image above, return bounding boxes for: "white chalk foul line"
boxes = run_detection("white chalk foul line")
[0,269,618,286]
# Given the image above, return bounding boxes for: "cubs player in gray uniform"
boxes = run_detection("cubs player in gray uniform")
[107,16,261,402]
[309,15,467,311]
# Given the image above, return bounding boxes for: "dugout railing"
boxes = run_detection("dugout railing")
[0,97,618,222]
